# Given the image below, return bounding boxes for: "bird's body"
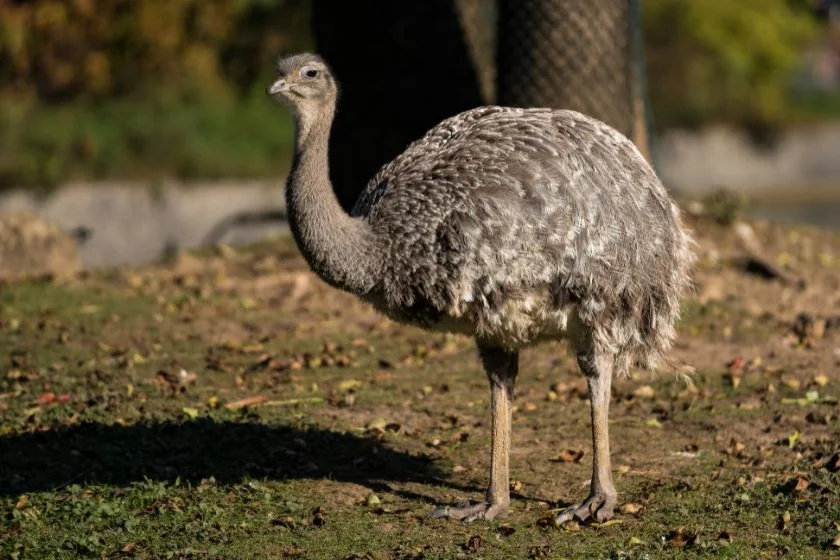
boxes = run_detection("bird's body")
[268,53,694,524]
[353,106,690,370]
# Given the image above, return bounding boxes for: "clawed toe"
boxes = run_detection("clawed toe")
[429,500,509,522]
[555,493,616,525]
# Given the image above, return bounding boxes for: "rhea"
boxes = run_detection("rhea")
[267,53,693,524]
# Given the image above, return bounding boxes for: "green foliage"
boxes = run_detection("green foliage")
[644,0,820,129]
[0,0,831,186]
[0,0,308,188]
[0,89,295,189]
[0,0,307,102]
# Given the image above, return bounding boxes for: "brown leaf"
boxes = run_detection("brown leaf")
[550,449,584,463]
[224,395,268,410]
[726,438,746,456]
[271,516,295,528]
[497,525,516,537]
[632,385,656,399]
[791,477,809,493]
[312,506,326,527]
[464,535,483,552]
[619,503,643,514]
[562,520,581,532]
[816,453,840,472]
[666,527,698,548]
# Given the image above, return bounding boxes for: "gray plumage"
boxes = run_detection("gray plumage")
[268,53,694,524]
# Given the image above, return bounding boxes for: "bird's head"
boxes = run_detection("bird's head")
[267,53,337,116]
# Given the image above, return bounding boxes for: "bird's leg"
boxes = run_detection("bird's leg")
[556,349,617,524]
[431,344,518,522]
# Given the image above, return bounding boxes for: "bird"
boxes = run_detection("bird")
[267,53,694,524]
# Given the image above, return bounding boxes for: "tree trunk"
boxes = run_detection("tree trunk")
[312,0,490,210]
[496,0,652,160]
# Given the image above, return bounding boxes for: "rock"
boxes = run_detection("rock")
[0,212,82,281]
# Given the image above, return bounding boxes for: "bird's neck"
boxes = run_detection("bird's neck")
[285,101,378,295]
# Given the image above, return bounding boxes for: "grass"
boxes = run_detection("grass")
[1,224,840,559]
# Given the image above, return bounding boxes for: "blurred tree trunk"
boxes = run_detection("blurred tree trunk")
[496,0,652,161]
[312,0,492,210]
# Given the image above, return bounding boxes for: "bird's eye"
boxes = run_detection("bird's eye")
[301,67,319,80]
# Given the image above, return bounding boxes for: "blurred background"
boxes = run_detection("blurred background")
[0,0,838,272]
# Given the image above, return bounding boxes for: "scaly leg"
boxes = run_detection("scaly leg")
[556,348,617,524]
[431,344,518,522]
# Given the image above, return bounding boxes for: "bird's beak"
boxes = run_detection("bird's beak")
[267,78,288,96]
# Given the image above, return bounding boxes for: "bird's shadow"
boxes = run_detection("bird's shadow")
[0,418,479,502]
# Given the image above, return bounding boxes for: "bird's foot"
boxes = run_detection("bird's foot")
[429,500,509,523]
[555,492,616,525]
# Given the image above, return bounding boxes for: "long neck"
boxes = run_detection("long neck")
[285,100,378,295]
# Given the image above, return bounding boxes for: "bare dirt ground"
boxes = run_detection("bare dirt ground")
[1,213,839,559]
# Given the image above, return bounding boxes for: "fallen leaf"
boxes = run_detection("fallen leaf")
[619,503,643,514]
[632,385,656,399]
[814,373,829,387]
[727,357,746,375]
[37,392,56,405]
[312,506,326,527]
[791,477,809,493]
[263,397,324,407]
[224,395,268,410]
[181,407,199,419]
[781,376,801,390]
[726,438,746,456]
[777,511,792,532]
[666,527,698,548]
[562,521,581,532]
[497,525,516,537]
[338,379,362,392]
[365,494,381,506]
[550,449,584,463]
[452,465,467,474]
[464,535,483,552]
[814,453,840,472]
[628,536,643,545]
[737,399,761,410]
